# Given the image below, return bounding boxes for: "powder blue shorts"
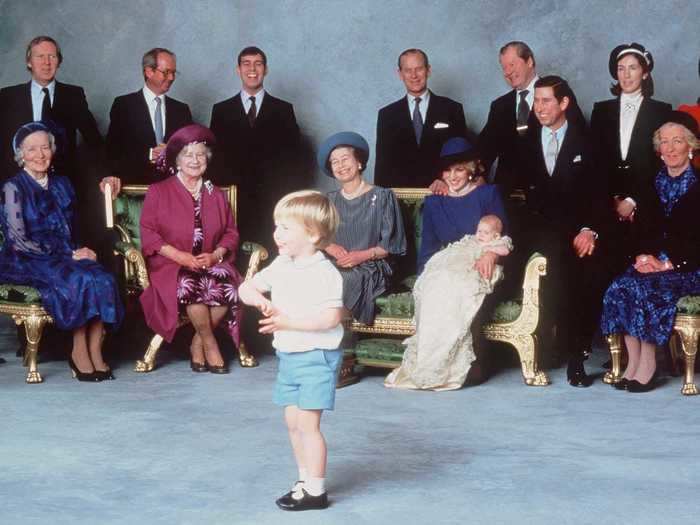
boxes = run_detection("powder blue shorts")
[274,349,343,410]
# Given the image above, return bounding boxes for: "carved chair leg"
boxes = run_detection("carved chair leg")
[514,334,550,386]
[667,333,682,376]
[134,333,164,373]
[603,334,624,384]
[238,341,259,368]
[20,314,48,384]
[675,327,698,396]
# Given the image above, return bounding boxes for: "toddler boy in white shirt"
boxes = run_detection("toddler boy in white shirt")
[239,190,344,511]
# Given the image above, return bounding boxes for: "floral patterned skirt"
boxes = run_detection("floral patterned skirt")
[176,264,242,347]
[600,267,700,346]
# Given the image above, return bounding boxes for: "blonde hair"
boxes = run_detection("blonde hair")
[479,214,503,234]
[653,122,700,153]
[273,190,339,248]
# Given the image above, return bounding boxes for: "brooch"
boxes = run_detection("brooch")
[204,180,214,195]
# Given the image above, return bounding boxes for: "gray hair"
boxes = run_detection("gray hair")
[142,47,175,78]
[14,131,56,167]
[653,122,700,154]
[175,142,213,168]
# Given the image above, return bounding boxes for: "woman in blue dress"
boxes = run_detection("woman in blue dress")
[0,122,123,381]
[385,138,509,390]
[601,114,700,392]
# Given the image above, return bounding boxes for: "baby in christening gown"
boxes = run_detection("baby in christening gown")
[385,215,512,391]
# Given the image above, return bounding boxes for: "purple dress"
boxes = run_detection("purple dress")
[176,194,242,346]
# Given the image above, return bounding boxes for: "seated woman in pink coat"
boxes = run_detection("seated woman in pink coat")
[140,124,242,374]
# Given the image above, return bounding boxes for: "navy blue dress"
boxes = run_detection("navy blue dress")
[601,167,700,345]
[417,184,507,274]
[0,171,123,330]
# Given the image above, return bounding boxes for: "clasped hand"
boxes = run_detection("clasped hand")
[614,198,635,222]
[72,247,97,261]
[326,243,367,268]
[633,254,668,274]
[572,230,596,258]
[178,251,218,271]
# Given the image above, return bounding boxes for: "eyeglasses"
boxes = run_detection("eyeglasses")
[153,68,178,78]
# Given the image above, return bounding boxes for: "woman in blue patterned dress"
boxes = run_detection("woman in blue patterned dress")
[316,132,406,324]
[601,114,700,392]
[140,124,242,374]
[0,122,123,381]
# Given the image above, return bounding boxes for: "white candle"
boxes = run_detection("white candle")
[105,183,114,228]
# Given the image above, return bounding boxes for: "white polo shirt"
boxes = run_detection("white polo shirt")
[252,251,344,352]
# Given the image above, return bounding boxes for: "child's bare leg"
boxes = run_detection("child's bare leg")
[297,409,326,483]
[284,405,307,481]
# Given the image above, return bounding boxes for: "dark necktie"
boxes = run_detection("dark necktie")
[248,96,257,127]
[41,87,52,121]
[412,97,423,144]
[516,89,529,136]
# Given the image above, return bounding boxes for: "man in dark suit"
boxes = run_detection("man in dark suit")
[522,76,607,387]
[374,48,467,189]
[210,46,300,244]
[105,47,192,191]
[0,35,102,182]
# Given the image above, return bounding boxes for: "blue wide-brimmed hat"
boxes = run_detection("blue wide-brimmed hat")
[317,131,370,177]
[438,137,480,170]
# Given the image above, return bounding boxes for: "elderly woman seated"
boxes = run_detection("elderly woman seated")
[601,113,700,392]
[0,122,123,381]
[140,124,242,374]
[385,138,510,391]
[316,132,406,324]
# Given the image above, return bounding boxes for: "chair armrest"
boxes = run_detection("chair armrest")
[241,241,269,281]
[115,241,150,289]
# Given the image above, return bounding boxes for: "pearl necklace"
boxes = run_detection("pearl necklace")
[177,172,203,199]
[341,179,368,200]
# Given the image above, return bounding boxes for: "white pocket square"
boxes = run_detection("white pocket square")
[573,155,582,163]
[434,122,449,129]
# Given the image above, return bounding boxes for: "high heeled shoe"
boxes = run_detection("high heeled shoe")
[95,368,115,381]
[613,378,629,390]
[627,372,659,393]
[190,360,208,373]
[68,358,101,382]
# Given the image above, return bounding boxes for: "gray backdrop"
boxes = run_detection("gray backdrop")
[1,0,698,188]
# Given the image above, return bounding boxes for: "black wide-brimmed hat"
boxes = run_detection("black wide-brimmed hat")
[667,110,700,139]
[609,43,654,78]
[437,137,480,171]
[316,131,370,177]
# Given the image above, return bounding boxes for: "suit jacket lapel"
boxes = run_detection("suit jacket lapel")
[138,91,157,145]
[22,82,34,122]
[397,95,418,147]
[628,97,650,158]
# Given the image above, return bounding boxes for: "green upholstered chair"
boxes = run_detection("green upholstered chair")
[107,184,268,372]
[346,188,550,387]
[605,295,700,395]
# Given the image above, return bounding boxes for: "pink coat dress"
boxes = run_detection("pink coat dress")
[139,176,240,342]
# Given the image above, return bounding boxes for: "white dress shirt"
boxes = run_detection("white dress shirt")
[142,85,166,139]
[31,80,55,121]
[241,88,265,114]
[406,90,430,123]
[515,76,538,118]
[619,90,643,160]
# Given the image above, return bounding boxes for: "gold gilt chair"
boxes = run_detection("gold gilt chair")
[344,188,550,387]
[105,184,268,373]
[604,295,700,395]
[0,274,52,383]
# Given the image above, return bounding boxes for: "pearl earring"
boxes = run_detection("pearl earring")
[660,155,665,161]
[690,152,694,160]
[358,164,362,170]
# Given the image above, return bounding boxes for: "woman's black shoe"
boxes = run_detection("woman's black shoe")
[206,362,230,374]
[613,378,629,390]
[190,360,208,373]
[627,373,658,393]
[68,358,101,382]
[95,368,115,380]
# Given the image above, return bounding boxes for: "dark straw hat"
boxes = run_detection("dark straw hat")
[317,131,370,177]
[608,43,654,78]
[158,124,216,176]
[438,137,480,171]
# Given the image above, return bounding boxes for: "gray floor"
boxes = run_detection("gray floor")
[1,316,699,525]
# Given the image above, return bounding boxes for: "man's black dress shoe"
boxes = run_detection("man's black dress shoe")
[276,489,328,511]
[613,378,629,390]
[567,360,593,388]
